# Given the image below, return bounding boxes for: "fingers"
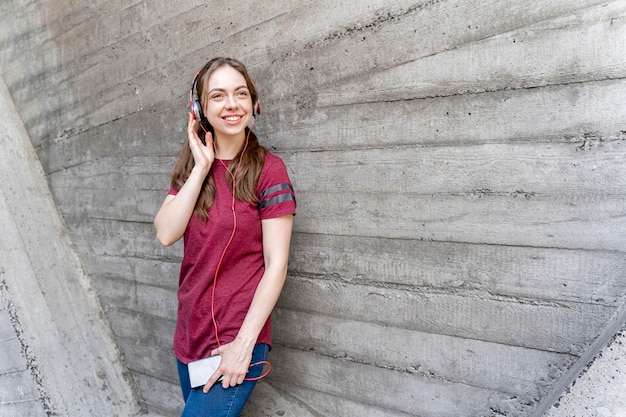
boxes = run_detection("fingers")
[221,370,246,389]
[187,113,202,144]
[202,370,222,393]
[236,374,246,385]
[186,113,214,171]
[201,369,245,392]
[188,112,214,146]
[203,343,251,391]
[218,357,246,389]
[187,112,198,139]
[200,123,213,147]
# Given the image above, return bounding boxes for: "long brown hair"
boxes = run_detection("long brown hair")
[171,57,266,221]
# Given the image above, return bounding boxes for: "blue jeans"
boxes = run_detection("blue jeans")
[177,344,270,417]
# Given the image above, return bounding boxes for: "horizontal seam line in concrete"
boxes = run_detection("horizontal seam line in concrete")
[0,398,45,406]
[33,74,626,146]
[290,232,626,255]
[274,340,547,399]
[272,307,587,356]
[110,305,176,322]
[316,75,626,108]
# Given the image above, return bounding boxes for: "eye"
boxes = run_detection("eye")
[210,93,224,100]
[237,90,249,97]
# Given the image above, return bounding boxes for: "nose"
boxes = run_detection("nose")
[225,94,237,109]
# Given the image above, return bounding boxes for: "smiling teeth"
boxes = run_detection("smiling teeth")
[225,116,240,121]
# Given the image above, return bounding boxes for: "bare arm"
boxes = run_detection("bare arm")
[154,113,214,246]
[206,214,294,390]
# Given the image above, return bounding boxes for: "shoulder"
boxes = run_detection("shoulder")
[263,151,287,168]
[256,152,296,217]
[260,152,290,180]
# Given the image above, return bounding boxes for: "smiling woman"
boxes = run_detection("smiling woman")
[153,57,296,417]
[201,66,254,147]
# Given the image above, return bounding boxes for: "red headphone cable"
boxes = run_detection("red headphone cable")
[201,127,271,381]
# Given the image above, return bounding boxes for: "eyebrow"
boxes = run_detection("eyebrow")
[207,85,249,94]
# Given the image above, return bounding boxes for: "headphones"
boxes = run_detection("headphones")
[189,67,261,132]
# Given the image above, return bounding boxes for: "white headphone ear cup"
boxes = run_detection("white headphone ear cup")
[254,99,261,118]
[192,99,204,121]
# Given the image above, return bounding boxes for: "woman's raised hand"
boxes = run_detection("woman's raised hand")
[187,112,215,172]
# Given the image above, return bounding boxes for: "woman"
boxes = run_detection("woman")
[154,57,296,416]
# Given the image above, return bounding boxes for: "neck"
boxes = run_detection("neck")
[214,131,246,160]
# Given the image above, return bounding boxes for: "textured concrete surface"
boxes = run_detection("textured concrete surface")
[1,1,625,416]
[243,382,322,417]
[545,325,626,417]
[0,294,48,417]
[0,75,141,416]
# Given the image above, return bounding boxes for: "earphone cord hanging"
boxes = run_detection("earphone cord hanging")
[202,126,271,381]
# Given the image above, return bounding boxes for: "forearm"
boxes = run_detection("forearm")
[208,215,293,389]
[235,215,293,348]
[235,264,288,348]
[154,165,209,246]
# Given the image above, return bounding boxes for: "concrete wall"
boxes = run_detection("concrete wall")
[1,1,625,416]
[0,77,141,417]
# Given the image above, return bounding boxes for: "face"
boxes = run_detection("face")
[202,65,253,141]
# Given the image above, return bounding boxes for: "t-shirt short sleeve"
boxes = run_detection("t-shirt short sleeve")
[257,154,297,220]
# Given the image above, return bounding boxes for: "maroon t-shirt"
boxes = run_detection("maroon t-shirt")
[169,153,296,364]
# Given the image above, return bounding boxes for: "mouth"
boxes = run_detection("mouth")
[223,115,243,123]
